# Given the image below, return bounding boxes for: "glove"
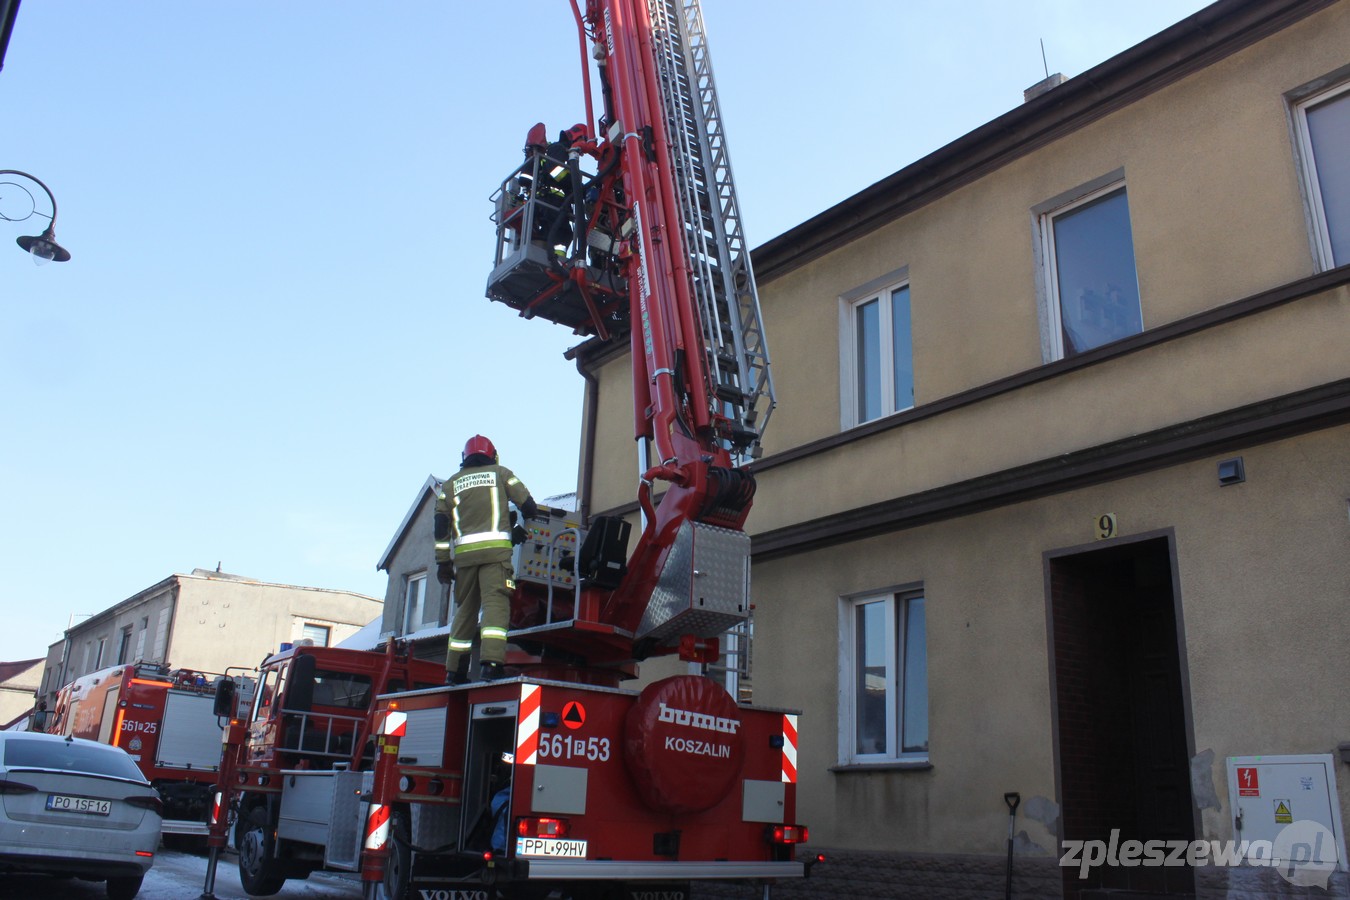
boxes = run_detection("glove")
[521,497,539,521]
[437,561,455,583]
[512,524,528,546]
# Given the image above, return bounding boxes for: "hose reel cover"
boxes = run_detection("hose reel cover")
[623,675,745,814]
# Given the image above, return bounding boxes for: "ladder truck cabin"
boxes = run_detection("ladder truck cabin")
[203,2,812,898]
[38,662,252,835]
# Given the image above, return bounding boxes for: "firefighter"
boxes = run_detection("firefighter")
[435,435,538,683]
[530,123,588,257]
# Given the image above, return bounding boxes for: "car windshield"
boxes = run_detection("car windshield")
[3,737,146,782]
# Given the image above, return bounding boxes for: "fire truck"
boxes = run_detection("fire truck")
[42,661,251,835]
[204,0,810,897]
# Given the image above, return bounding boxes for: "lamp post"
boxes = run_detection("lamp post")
[0,169,70,263]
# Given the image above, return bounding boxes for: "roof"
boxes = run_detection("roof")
[377,474,442,572]
[0,658,43,684]
[1,709,31,731]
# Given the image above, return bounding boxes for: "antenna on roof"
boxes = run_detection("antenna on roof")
[1040,38,1050,79]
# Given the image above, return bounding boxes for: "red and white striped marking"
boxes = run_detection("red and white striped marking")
[781,714,798,783]
[364,802,390,852]
[382,709,407,737]
[515,683,542,765]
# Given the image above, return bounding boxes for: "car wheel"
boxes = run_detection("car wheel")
[372,808,411,900]
[237,806,287,896]
[106,874,144,900]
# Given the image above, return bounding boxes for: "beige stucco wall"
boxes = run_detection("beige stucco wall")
[588,351,642,516]
[0,661,42,725]
[42,574,382,709]
[752,283,1350,534]
[752,426,1350,856]
[756,1,1349,458]
[166,576,380,674]
[571,3,1350,873]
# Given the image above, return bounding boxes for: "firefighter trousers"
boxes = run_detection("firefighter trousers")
[446,559,514,670]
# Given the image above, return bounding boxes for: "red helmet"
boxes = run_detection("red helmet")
[560,123,589,145]
[463,434,497,464]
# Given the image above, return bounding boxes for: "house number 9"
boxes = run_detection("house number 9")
[1095,513,1117,540]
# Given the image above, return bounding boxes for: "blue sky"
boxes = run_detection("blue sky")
[0,1,1210,662]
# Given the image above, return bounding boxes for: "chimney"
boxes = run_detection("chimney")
[1024,72,1067,103]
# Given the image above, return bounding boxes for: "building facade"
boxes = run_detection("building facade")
[374,475,453,662]
[0,659,43,729]
[39,569,381,711]
[577,1,1349,897]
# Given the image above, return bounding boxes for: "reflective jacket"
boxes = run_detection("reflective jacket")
[434,464,532,566]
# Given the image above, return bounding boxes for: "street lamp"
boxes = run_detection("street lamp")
[0,169,70,263]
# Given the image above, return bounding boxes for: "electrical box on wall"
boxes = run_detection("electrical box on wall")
[1227,754,1347,870]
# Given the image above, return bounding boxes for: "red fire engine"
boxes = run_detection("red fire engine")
[204,0,811,897]
[42,661,251,834]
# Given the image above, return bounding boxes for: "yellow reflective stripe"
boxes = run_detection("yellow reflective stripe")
[491,484,500,538]
[455,531,511,545]
[449,639,473,651]
[434,542,451,551]
[507,477,520,486]
[481,627,508,640]
[456,540,513,552]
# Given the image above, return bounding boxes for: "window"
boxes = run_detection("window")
[403,573,428,633]
[1039,181,1142,359]
[840,269,914,427]
[311,669,372,709]
[134,617,147,661]
[301,623,331,647]
[116,626,133,665]
[93,638,106,671]
[1293,80,1350,269]
[839,588,928,764]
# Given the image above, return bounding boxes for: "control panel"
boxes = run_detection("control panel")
[514,505,583,590]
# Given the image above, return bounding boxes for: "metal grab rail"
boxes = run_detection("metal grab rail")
[280,709,367,760]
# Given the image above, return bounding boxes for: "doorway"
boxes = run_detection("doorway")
[1048,534,1195,898]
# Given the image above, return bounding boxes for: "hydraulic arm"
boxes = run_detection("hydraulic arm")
[487,0,774,667]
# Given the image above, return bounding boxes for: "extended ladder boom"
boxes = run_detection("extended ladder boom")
[485,0,772,663]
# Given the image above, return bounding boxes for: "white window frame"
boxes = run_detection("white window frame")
[1033,171,1143,361]
[1291,77,1350,271]
[838,267,914,429]
[837,585,928,766]
[403,572,428,634]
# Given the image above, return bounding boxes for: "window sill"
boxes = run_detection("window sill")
[830,760,932,773]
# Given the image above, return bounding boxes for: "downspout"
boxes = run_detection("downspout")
[573,353,599,523]
[55,630,71,702]
[160,579,181,667]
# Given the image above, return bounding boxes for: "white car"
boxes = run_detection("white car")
[0,730,161,900]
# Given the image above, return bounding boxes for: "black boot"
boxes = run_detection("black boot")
[446,659,470,686]
[479,661,505,681]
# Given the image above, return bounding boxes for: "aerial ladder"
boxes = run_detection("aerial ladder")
[487,0,776,671]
